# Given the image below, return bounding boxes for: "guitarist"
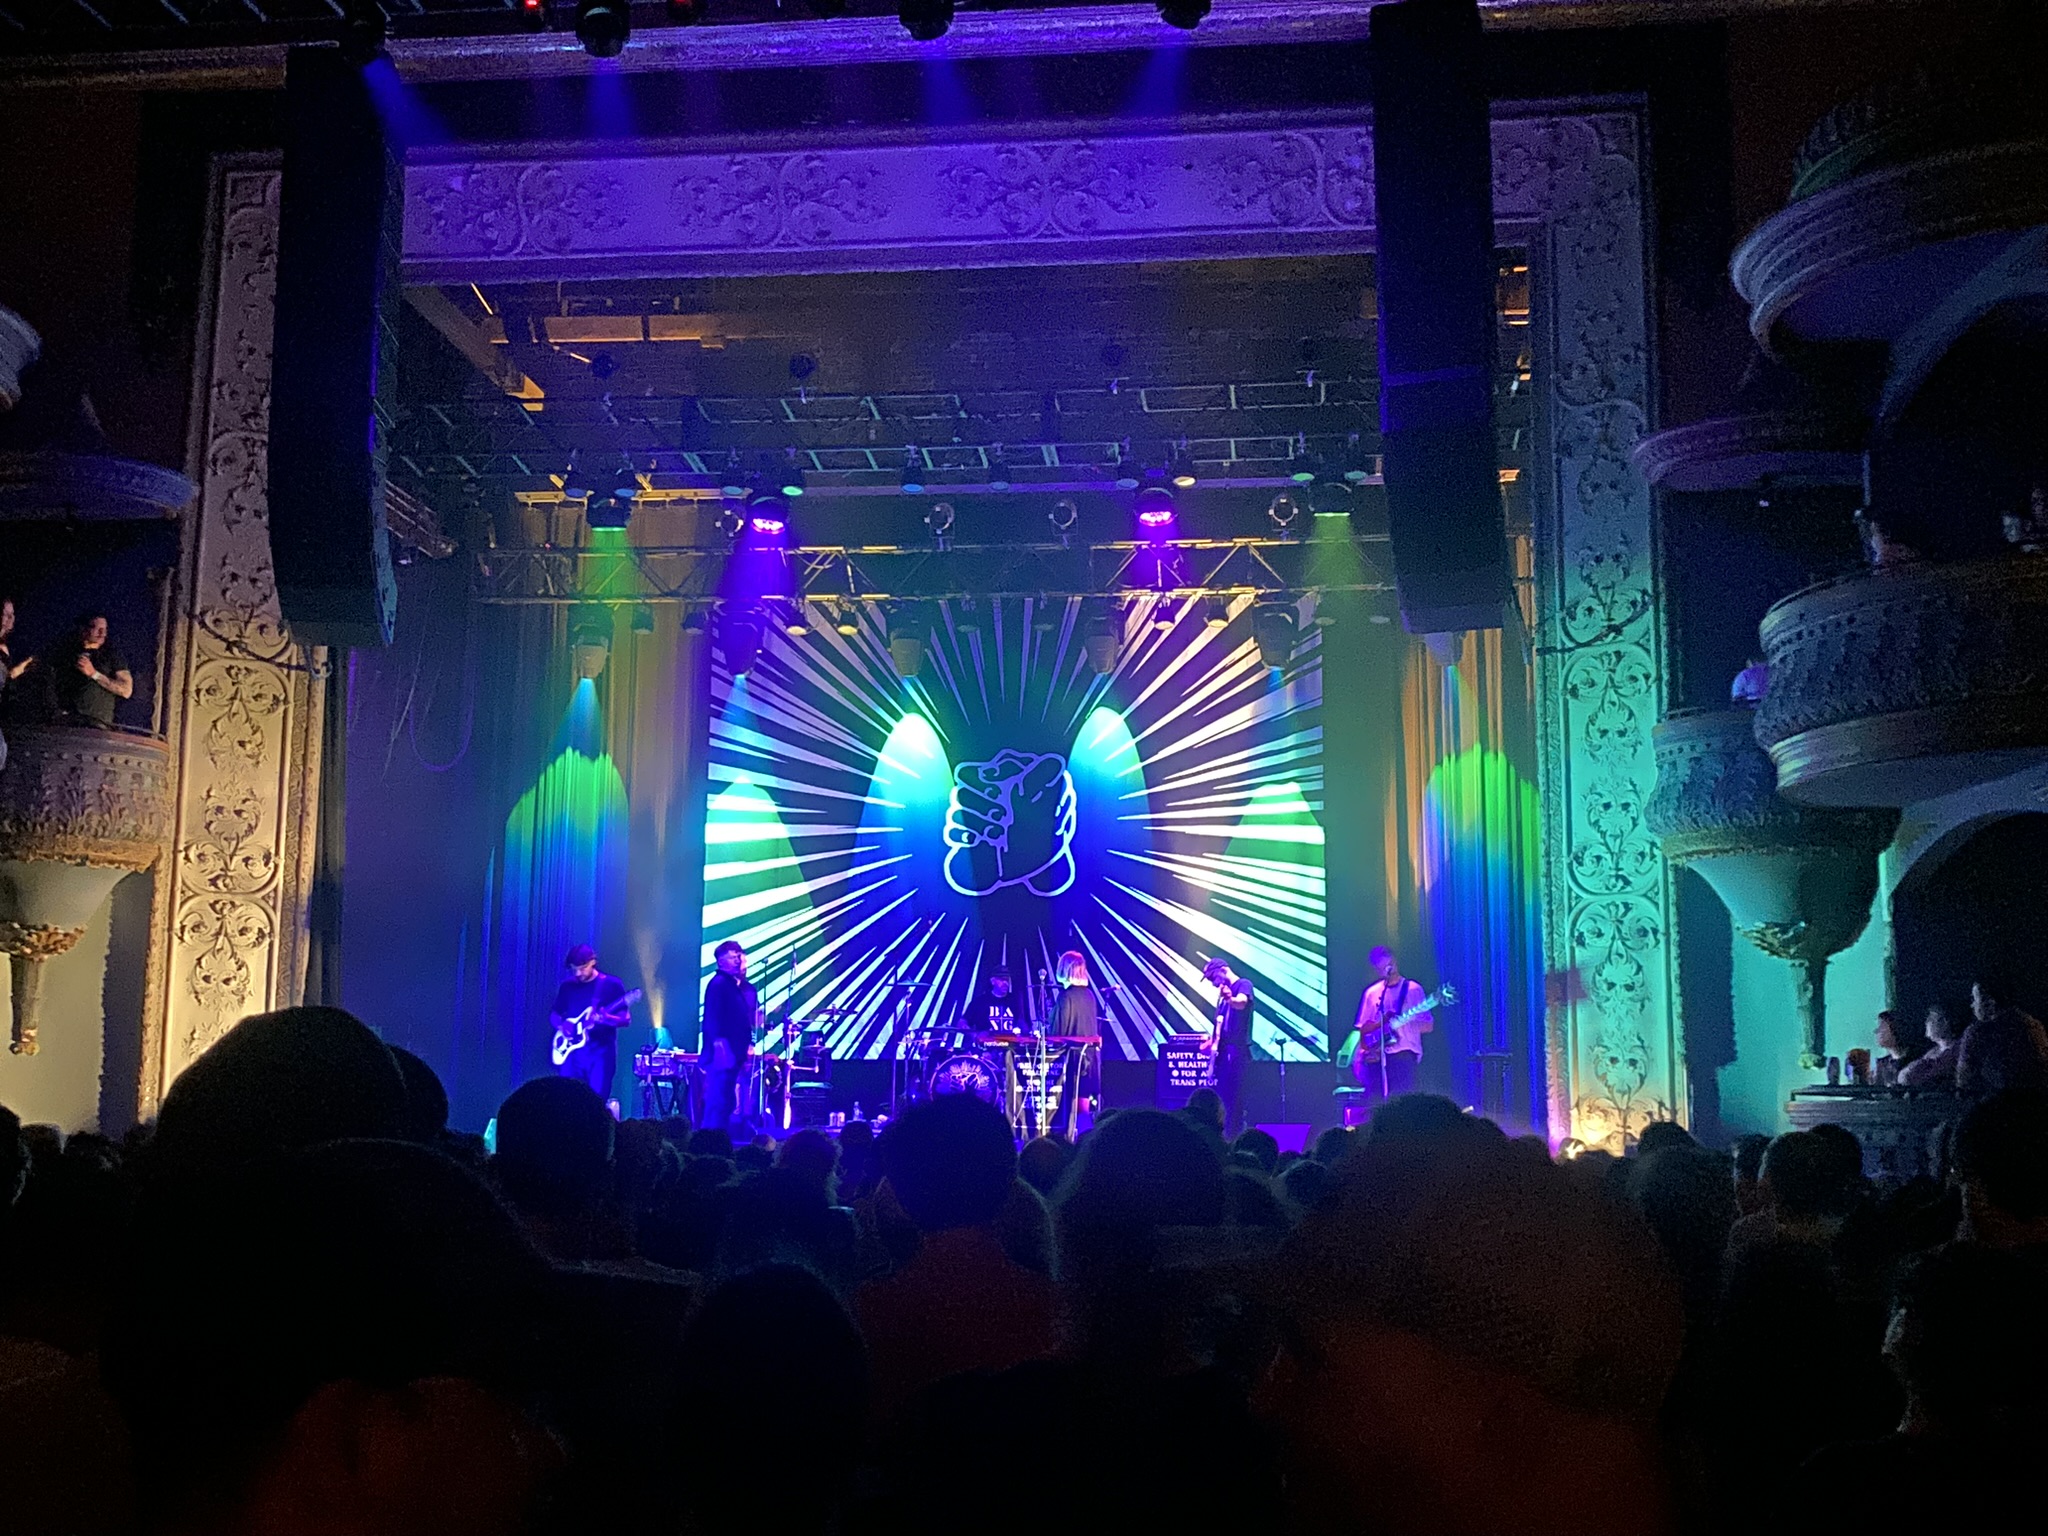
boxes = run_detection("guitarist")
[552,944,632,1106]
[1353,945,1432,1101]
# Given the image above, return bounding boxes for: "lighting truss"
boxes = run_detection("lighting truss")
[470,533,1395,606]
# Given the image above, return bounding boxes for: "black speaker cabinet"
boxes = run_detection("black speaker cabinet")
[269,45,400,649]
[1370,0,1510,635]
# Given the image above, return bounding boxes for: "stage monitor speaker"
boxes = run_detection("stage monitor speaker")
[1369,0,1510,635]
[269,44,400,648]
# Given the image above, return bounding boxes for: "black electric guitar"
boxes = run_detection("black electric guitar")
[1350,983,1456,1076]
[551,988,643,1067]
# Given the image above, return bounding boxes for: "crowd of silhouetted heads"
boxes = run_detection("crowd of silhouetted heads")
[3,1003,2047,1535]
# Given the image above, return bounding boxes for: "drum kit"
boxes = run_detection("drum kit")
[634,988,1101,1140]
[895,1017,1099,1141]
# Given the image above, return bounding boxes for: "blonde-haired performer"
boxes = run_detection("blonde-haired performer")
[1054,949,1099,1040]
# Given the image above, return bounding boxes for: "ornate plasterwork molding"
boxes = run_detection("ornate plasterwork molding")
[398,104,1674,1146]
[1630,412,1864,493]
[1731,140,2048,354]
[142,163,326,1114]
[404,115,1382,284]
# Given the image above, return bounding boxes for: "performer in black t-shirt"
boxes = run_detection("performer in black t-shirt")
[965,967,1023,1037]
[700,939,760,1135]
[551,943,630,1103]
[1201,956,1255,1137]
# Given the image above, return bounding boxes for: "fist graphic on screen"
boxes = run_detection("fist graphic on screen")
[943,750,1077,898]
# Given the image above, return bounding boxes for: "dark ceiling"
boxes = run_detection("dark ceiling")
[390,253,1534,507]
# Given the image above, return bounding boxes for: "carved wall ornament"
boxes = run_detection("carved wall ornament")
[143,163,326,1109]
[393,107,1674,1146]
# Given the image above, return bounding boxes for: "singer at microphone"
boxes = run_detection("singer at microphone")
[1052,948,1100,1039]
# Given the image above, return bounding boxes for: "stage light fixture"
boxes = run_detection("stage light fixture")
[576,0,631,55]
[833,603,861,637]
[1342,430,1373,484]
[901,449,927,496]
[784,606,812,638]
[1169,441,1199,489]
[520,0,547,28]
[339,0,388,64]
[745,490,790,538]
[899,0,953,41]
[987,444,1012,491]
[1252,602,1298,669]
[586,494,631,531]
[925,500,955,543]
[1049,498,1080,535]
[1134,485,1178,532]
[779,452,808,499]
[1288,433,1317,485]
[609,463,641,502]
[1031,597,1062,633]
[571,607,613,679]
[714,503,746,541]
[1203,595,1232,629]
[631,604,655,635]
[561,452,593,502]
[1113,439,1140,491]
[720,452,748,500]
[886,604,930,678]
[1083,601,1121,675]
[718,605,766,676]
[1267,493,1301,533]
[1157,0,1211,28]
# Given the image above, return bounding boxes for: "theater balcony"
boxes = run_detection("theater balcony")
[1753,553,2048,808]
[1731,40,2048,356]
[1648,707,1897,1066]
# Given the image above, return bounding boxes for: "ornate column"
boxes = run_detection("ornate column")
[1495,115,1684,1149]
[142,164,327,1113]
[1647,708,1898,1068]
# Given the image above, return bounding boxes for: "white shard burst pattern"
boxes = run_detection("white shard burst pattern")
[700,593,1328,1060]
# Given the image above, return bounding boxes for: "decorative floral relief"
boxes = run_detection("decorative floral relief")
[669,154,889,248]
[1318,130,1373,225]
[939,144,1152,238]
[176,895,274,1048]
[412,164,629,257]
[1206,135,1322,227]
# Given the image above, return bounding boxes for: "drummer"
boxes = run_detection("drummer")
[965,966,1022,1038]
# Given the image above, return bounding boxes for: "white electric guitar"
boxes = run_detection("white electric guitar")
[551,988,643,1067]
[1351,983,1456,1077]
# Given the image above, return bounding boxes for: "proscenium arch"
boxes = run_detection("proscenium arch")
[394,103,1673,1144]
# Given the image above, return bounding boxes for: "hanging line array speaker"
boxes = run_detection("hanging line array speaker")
[270,44,400,649]
[1369,0,1511,635]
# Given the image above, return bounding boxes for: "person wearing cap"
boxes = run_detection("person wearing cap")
[1201,957,1255,1137]
[550,944,630,1106]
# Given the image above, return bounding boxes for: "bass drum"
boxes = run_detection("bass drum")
[927,1052,1001,1104]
